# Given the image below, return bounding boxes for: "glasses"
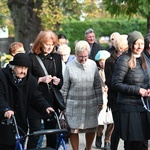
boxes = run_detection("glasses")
[77,54,88,59]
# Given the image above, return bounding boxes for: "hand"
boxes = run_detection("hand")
[4,110,14,119]
[147,89,150,97]
[52,76,60,85]
[139,88,148,97]
[39,75,53,84]
[102,86,108,93]
[46,107,54,114]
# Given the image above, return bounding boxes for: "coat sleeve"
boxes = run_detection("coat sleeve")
[53,53,63,90]
[0,78,12,120]
[60,66,70,103]
[94,64,103,105]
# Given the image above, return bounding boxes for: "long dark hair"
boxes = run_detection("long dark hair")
[128,41,147,70]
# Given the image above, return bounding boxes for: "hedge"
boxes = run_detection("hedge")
[57,18,147,53]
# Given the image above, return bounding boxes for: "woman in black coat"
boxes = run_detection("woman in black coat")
[28,30,63,149]
[112,31,150,150]
[0,53,54,150]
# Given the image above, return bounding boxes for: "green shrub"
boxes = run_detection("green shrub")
[57,18,146,53]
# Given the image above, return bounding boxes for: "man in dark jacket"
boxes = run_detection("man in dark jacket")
[0,53,54,150]
[85,28,103,61]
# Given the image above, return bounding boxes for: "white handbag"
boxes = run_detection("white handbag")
[98,107,114,125]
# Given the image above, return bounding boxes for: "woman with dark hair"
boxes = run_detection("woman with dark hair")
[28,30,63,149]
[112,31,150,150]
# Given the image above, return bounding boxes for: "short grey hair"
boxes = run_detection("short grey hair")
[75,40,90,54]
[85,28,94,37]
[57,44,71,54]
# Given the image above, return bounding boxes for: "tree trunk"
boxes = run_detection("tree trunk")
[7,0,43,52]
[147,15,150,33]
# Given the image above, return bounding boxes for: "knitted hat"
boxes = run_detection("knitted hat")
[10,53,31,67]
[95,50,110,61]
[127,31,144,46]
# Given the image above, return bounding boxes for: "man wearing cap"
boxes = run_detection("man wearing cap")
[0,53,54,150]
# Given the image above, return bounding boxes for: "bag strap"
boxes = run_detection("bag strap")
[35,55,48,76]
[35,55,53,90]
[59,111,67,120]
[141,97,150,112]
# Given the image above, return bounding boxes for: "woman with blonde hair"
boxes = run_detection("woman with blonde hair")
[105,34,128,150]
[61,40,103,150]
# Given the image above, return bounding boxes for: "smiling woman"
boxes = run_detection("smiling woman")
[61,40,103,150]
[111,31,150,150]
[75,40,90,64]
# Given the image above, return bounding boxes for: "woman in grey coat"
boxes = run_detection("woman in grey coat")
[61,40,103,150]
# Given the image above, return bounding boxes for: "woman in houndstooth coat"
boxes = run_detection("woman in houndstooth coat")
[61,40,103,150]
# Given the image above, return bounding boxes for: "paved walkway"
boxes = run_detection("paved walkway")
[66,134,150,150]
[66,134,124,150]
[27,129,150,150]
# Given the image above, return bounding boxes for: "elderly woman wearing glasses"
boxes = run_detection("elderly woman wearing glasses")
[61,40,103,150]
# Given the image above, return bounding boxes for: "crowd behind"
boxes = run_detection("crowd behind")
[0,28,150,150]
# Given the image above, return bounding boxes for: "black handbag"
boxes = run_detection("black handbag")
[52,87,66,111]
[35,55,66,111]
[59,112,70,143]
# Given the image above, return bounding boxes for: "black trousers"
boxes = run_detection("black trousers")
[0,144,15,150]
[111,110,120,150]
[125,140,148,150]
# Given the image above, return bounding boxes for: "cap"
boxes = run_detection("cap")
[127,31,144,46]
[10,53,31,67]
[95,50,110,61]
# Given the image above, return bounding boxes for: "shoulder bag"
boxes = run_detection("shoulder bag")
[35,55,66,111]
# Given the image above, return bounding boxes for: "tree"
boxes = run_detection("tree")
[0,0,14,36]
[0,0,106,51]
[103,0,150,33]
[7,0,43,51]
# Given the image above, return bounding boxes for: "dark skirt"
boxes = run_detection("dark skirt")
[118,104,150,141]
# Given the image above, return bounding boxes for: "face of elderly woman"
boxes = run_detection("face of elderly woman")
[76,50,88,64]
[132,39,144,55]
[13,66,28,79]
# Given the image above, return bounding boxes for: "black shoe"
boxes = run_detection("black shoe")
[95,135,102,148]
[104,142,111,150]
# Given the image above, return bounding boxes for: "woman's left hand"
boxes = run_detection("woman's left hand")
[52,76,60,85]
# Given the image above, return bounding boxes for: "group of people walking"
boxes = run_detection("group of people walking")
[0,28,150,150]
